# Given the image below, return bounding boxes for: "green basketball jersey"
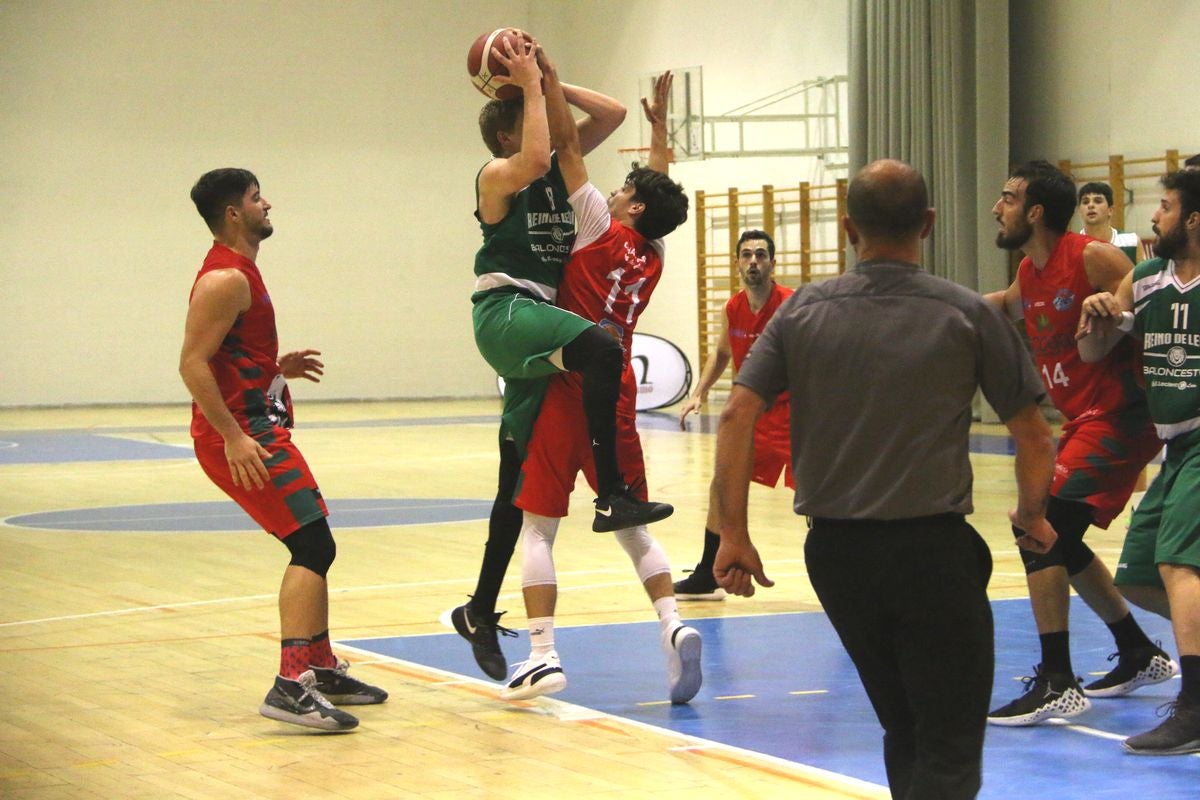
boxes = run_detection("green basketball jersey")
[1132,257,1200,439]
[1112,230,1141,264]
[472,153,576,303]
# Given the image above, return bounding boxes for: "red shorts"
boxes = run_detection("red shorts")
[1053,409,1162,529]
[193,426,328,539]
[752,397,793,489]
[515,371,645,518]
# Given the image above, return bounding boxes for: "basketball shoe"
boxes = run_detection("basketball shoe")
[500,651,566,701]
[1083,644,1179,698]
[1124,694,1200,755]
[987,665,1091,726]
[451,601,517,680]
[673,567,727,601]
[664,625,703,704]
[310,658,389,705]
[259,670,359,731]
[593,488,673,533]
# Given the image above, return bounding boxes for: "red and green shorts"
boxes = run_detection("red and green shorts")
[1051,410,1162,529]
[193,426,327,539]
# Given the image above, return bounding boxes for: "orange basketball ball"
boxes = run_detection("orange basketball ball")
[467,28,534,101]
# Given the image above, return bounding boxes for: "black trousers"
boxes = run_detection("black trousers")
[805,515,993,800]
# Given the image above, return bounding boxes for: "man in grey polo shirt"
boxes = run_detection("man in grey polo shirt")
[709,159,1058,800]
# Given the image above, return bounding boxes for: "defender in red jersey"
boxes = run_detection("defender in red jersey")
[180,169,385,732]
[673,230,794,600]
[985,161,1172,727]
[493,72,701,705]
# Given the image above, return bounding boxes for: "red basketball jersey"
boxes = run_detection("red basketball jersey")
[728,283,793,417]
[189,242,293,440]
[557,217,663,363]
[1018,231,1141,421]
[727,282,794,369]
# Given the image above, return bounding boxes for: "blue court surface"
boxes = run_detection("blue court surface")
[344,598,1195,799]
[3,498,492,532]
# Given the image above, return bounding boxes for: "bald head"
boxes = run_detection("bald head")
[847,159,931,242]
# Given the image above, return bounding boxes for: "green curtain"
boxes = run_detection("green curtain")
[848,0,1010,293]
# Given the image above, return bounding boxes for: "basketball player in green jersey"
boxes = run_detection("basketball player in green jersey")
[455,36,671,681]
[1078,181,1145,264]
[1078,167,1200,755]
[470,34,671,532]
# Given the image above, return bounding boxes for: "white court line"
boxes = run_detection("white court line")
[0,565,812,629]
[1045,717,1200,757]
[332,640,891,797]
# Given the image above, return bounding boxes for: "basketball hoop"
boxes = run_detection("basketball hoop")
[616,146,675,168]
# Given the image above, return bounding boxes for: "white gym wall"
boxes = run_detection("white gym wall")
[0,0,1193,406]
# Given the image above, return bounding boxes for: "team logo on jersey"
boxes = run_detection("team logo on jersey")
[1035,312,1051,332]
[1052,288,1075,312]
[1168,346,1188,368]
[598,318,624,343]
[551,226,565,243]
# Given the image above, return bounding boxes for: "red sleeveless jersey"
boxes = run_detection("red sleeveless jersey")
[1018,231,1141,421]
[728,282,793,421]
[557,217,663,363]
[189,243,292,440]
[727,282,794,369]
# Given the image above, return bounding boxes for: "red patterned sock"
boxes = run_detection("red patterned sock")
[309,630,338,669]
[280,638,313,679]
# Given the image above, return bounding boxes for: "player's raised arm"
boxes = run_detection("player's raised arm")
[641,71,673,175]
[561,82,626,158]
[537,46,586,195]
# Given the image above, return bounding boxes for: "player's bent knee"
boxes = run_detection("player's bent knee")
[1063,540,1095,576]
[521,514,559,586]
[283,518,336,577]
[615,526,671,583]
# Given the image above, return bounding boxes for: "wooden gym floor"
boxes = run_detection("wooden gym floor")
[0,400,1189,799]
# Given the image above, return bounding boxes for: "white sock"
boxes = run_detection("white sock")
[653,596,683,640]
[528,616,555,658]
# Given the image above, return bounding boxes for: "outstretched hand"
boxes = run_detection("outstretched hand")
[640,70,673,126]
[278,349,324,382]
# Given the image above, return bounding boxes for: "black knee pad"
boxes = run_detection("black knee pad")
[562,325,623,376]
[1015,530,1067,573]
[1014,496,1093,575]
[1063,540,1095,576]
[283,518,337,577]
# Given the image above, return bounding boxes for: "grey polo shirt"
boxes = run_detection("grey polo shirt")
[735,260,1044,520]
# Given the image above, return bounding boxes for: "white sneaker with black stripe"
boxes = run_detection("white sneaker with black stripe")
[500,651,566,701]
